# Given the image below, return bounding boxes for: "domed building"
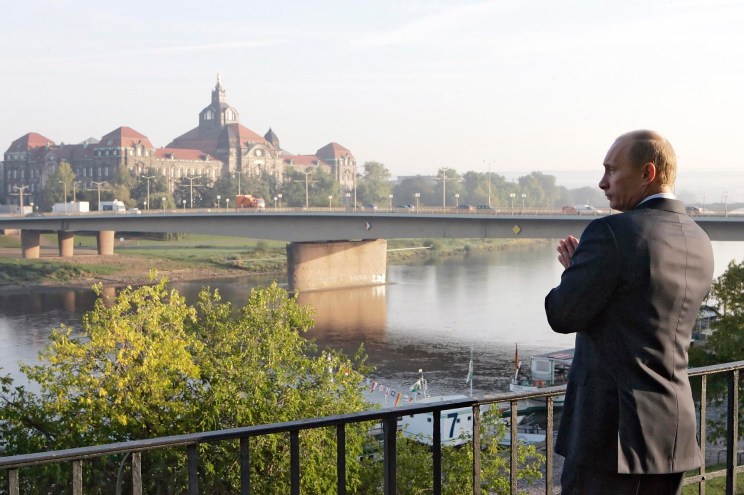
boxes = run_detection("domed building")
[2,75,356,206]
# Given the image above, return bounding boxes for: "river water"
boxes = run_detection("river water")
[1,241,742,403]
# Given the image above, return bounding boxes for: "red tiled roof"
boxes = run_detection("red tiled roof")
[225,123,267,145]
[284,154,321,166]
[316,142,353,160]
[97,126,154,149]
[154,147,216,161]
[6,132,56,152]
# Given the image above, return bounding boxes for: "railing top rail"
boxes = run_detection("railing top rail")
[1,361,741,471]
[687,360,744,376]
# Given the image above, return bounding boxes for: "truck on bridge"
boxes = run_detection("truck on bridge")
[99,200,126,212]
[235,195,265,209]
[52,202,90,213]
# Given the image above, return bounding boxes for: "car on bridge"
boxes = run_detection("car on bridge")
[562,205,601,215]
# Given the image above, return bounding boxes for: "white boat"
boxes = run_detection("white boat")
[509,347,574,412]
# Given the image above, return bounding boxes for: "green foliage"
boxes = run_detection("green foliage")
[40,160,77,211]
[0,278,373,493]
[357,161,393,206]
[688,259,744,442]
[357,408,543,494]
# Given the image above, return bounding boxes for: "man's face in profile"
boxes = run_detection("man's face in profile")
[599,137,648,212]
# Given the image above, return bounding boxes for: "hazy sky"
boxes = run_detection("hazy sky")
[2,0,743,201]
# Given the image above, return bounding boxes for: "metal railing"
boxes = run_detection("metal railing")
[1,361,742,494]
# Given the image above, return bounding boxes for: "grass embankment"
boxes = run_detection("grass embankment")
[682,465,744,494]
[0,232,546,287]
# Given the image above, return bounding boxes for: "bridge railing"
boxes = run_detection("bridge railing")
[1,361,742,494]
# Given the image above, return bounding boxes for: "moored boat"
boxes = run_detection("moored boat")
[509,347,574,412]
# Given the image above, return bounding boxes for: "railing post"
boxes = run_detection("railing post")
[132,452,142,495]
[8,469,19,495]
[546,397,555,495]
[187,444,199,495]
[382,415,397,495]
[240,437,250,495]
[433,410,441,495]
[72,460,82,495]
[725,370,739,495]
[290,430,300,495]
[336,424,346,495]
[699,375,708,495]
[510,401,519,495]
[472,406,481,495]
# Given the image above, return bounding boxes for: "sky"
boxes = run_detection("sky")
[2,0,743,202]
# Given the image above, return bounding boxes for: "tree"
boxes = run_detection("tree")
[357,406,543,494]
[688,260,744,441]
[357,161,392,206]
[433,168,463,208]
[393,175,436,207]
[0,278,372,493]
[40,160,76,211]
[130,168,170,209]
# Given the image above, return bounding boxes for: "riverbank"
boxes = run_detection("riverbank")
[0,232,548,290]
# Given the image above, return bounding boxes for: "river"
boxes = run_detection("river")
[1,241,742,403]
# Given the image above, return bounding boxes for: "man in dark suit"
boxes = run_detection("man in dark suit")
[545,130,714,494]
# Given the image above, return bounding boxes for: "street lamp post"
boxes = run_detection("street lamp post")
[389,194,393,210]
[274,196,278,208]
[345,192,351,209]
[226,198,230,210]
[483,160,492,207]
[141,175,155,210]
[12,185,29,212]
[91,181,108,210]
[216,195,221,209]
[72,181,80,203]
[414,192,420,211]
[509,193,516,213]
[182,199,186,211]
[233,170,242,196]
[300,170,314,208]
[58,180,68,208]
[455,193,460,208]
[183,176,200,208]
[328,195,332,208]
[439,167,451,209]
[277,193,283,209]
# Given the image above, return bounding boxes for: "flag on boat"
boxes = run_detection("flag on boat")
[409,378,422,393]
[466,348,474,385]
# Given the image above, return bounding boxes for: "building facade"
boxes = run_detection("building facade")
[2,75,356,207]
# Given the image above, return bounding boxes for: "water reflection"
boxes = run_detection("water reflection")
[1,241,742,399]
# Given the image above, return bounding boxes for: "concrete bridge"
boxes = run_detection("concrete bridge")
[2,209,742,290]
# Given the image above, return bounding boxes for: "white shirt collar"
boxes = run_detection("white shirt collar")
[638,192,676,206]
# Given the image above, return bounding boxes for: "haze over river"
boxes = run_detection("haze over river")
[1,241,742,403]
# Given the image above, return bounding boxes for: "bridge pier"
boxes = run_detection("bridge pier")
[57,231,75,257]
[96,230,115,255]
[286,239,387,292]
[20,230,41,259]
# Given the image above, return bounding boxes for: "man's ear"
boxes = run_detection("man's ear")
[641,162,657,184]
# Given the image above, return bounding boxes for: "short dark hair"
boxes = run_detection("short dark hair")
[620,130,677,186]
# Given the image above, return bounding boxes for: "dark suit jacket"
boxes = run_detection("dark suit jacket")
[545,198,713,474]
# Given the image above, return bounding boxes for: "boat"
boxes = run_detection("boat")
[509,347,574,412]
[396,369,475,446]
